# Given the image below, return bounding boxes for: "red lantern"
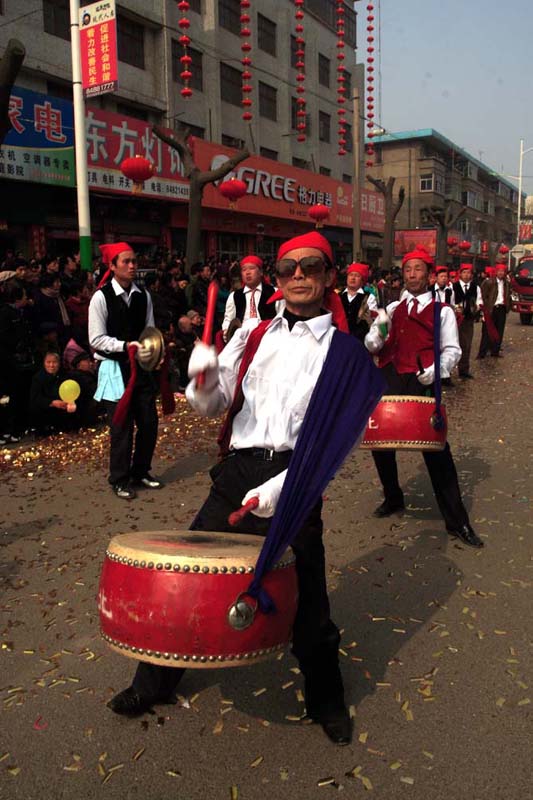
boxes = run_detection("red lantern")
[499,244,509,254]
[240,0,253,121]
[219,178,248,209]
[459,240,471,252]
[308,204,330,229]
[293,0,306,140]
[178,3,193,99]
[447,236,458,248]
[120,156,155,194]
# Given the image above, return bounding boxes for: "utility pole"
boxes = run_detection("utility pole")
[69,0,92,270]
[352,88,362,261]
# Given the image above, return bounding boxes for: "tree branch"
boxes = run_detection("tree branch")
[152,125,196,177]
[391,186,405,221]
[367,175,387,196]
[199,147,250,187]
[0,39,26,145]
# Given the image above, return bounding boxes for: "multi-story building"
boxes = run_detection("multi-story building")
[368,128,522,266]
[0,0,367,261]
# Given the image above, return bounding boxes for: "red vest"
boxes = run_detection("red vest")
[379,299,436,374]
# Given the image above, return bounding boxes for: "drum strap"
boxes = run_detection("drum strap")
[432,301,445,431]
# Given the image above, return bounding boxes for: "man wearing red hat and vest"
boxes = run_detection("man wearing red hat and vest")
[88,243,163,500]
[431,266,455,305]
[453,264,482,378]
[365,246,483,548]
[341,263,378,342]
[221,255,277,342]
[478,263,511,358]
[107,231,384,746]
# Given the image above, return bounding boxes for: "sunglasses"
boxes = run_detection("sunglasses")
[275,256,328,278]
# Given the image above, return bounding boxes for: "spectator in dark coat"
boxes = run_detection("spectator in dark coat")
[29,352,76,436]
[32,273,70,347]
[191,264,212,315]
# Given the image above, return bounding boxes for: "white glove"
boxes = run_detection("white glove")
[374,308,392,337]
[241,469,287,519]
[188,342,219,390]
[135,342,154,366]
[417,363,435,386]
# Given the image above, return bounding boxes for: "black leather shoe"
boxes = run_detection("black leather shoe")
[447,524,484,548]
[442,377,454,387]
[131,474,163,489]
[107,687,155,716]
[316,707,352,746]
[113,483,136,500]
[459,372,474,379]
[373,500,405,518]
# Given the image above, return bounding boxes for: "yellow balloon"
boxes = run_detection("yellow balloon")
[59,380,81,403]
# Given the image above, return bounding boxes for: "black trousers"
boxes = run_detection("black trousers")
[458,318,474,375]
[103,370,158,485]
[372,364,470,531]
[132,451,344,716]
[478,306,507,357]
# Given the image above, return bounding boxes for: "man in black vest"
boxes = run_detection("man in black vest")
[340,263,378,342]
[453,264,481,379]
[221,255,276,341]
[431,266,455,305]
[88,243,162,500]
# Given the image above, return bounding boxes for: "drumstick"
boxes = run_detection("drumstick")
[228,497,259,526]
[196,280,219,389]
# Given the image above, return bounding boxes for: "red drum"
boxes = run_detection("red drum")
[98,531,298,668]
[360,395,447,451]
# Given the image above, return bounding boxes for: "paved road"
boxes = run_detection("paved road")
[1,318,533,800]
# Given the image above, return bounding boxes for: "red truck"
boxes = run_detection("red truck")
[511,256,533,324]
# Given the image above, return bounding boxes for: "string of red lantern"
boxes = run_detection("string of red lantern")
[365,2,375,167]
[240,0,253,122]
[336,1,347,156]
[177,1,193,99]
[294,0,306,142]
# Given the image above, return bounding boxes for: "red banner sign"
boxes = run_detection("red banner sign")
[360,188,385,233]
[80,0,118,99]
[394,229,438,258]
[519,222,532,242]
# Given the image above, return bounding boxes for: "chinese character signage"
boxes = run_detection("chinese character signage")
[519,222,532,243]
[79,0,119,99]
[394,229,438,258]
[2,86,75,187]
[360,188,385,233]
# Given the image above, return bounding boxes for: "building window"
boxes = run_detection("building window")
[260,147,278,161]
[306,0,356,47]
[459,218,470,235]
[420,173,434,192]
[259,81,277,121]
[177,122,205,139]
[318,54,330,88]
[172,42,203,91]
[222,133,245,149]
[116,102,148,121]
[292,157,308,170]
[319,111,331,143]
[220,63,242,107]
[218,0,240,32]
[43,0,70,40]
[319,166,331,177]
[258,13,276,56]
[47,80,73,101]
[344,70,352,99]
[344,122,353,153]
[342,173,352,184]
[290,35,304,68]
[117,14,145,69]
[189,0,202,12]
[434,174,444,194]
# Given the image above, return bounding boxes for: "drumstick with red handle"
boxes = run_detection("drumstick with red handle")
[228,497,259,526]
[196,279,219,389]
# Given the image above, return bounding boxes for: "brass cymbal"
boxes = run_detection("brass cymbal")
[138,326,165,371]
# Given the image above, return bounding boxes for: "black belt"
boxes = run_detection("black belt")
[231,447,293,463]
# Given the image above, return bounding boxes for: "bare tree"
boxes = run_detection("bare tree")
[153,125,249,268]
[367,176,405,267]
[420,202,466,263]
[0,40,26,145]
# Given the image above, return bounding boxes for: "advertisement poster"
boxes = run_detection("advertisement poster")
[394,228,438,258]
[79,0,119,99]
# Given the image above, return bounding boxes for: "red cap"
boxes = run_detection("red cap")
[485,266,496,278]
[435,265,448,274]
[459,263,473,271]
[347,263,369,282]
[277,232,333,265]
[99,242,133,266]
[401,246,434,269]
[240,255,263,269]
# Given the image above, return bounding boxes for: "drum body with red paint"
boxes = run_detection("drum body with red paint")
[98,531,298,668]
[360,395,447,451]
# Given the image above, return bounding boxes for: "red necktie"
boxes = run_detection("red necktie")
[409,297,419,317]
[249,289,258,318]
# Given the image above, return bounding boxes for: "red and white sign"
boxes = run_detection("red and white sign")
[79,0,118,99]
[394,229,438,258]
[360,189,385,233]
[519,222,532,242]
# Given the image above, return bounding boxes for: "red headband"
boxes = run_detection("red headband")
[402,246,435,269]
[240,255,263,269]
[347,263,369,282]
[277,232,333,265]
[435,265,448,274]
[99,242,133,265]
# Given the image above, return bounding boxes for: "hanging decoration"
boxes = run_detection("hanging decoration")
[219,178,248,209]
[336,1,346,156]
[498,244,510,255]
[365,2,376,167]
[120,156,155,194]
[177,1,193,99]
[459,240,472,252]
[294,0,306,142]
[308,204,330,229]
[240,0,253,122]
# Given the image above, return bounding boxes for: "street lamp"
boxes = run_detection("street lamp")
[517,138,533,245]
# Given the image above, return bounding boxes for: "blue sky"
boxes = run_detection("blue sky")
[358,0,533,193]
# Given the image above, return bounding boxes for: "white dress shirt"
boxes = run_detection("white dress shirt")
[434,284,456,305]
[88,278,154,360]
[458,280,482,307]
[222,283,265,334]
[495,278,505,305]
[364,290,461,384]
[187,311,335,451]
[343,287,378,312]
